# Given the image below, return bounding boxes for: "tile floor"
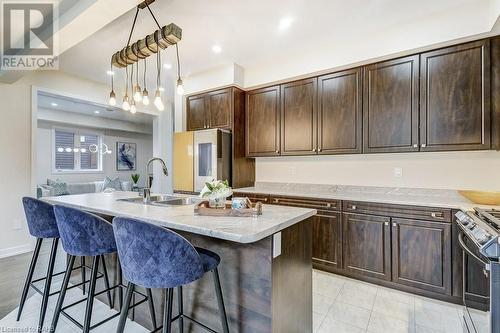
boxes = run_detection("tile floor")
[313,269,469,333]
[0,269,478,333]
[0,281,148,333]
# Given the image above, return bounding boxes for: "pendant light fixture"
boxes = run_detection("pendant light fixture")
[122,66,131,111]
[154,49,165,111]
[142,58,150,105]
[108,62,116,106]
[108,0,183,112]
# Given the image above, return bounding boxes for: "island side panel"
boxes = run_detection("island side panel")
[272,218,313,333]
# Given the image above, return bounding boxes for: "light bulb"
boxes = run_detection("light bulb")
[133,84,142,102]
[57,147,64,153]
[73,148,79,153]
[176,78,184,95]
[108,90,116,106]
[154,90,164,111]
[65,148,72,153]
[80,148,87,153]
[130,99,137,114]
[122,95,130,111]
[142,89,150,105]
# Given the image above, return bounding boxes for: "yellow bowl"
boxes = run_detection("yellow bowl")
[458,190,500,205]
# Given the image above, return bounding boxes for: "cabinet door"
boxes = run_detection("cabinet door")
[343,213,391,280]
[246,86,281,156]
[280,78,317,155]
[187,94,207,131]
[318,68,362,154]
[363,55,420,153]
[392,218,452,295]
[207,88,232,129]
[420,40,490,151]
[312,213,342,271]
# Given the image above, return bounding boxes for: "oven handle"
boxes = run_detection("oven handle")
[458,232,489,267]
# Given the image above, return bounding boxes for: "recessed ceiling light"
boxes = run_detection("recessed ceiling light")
[212,45,222,54]
[106,70,115,76]
[163,63,172,69]
[94,110,100,114]
[158,86,165,92]
[51,102,58,107]
[279,17,293,30]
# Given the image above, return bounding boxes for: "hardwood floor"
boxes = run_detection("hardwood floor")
[0,240,67,318]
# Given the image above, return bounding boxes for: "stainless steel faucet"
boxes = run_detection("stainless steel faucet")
[143,157,169,203]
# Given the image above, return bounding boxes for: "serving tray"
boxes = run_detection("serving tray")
[194,199,263,217]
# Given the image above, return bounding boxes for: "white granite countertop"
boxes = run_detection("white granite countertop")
[234,182,500,211]
[43,191,316,244]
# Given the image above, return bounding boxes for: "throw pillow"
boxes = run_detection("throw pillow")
[103,177,122,191]
[47,179,70,196]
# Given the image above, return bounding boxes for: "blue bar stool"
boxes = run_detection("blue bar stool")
[19,197,103,333]
[113,217,230,333]
[50,205,157,333]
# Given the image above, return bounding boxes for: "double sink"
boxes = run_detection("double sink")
[117,195,199,207]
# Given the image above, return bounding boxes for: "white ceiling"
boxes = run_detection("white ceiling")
[38,91,156,125]
[59,0,498,89]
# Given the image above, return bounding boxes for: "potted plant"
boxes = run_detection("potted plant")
[131,173,140,191]
[199,179,233,208]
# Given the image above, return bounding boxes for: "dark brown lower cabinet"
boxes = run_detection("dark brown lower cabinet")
[391,218,452,295]
[312,213,342,271]
[342,213,391,281]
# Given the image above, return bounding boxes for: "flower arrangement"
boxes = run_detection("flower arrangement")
[199,179,232,208]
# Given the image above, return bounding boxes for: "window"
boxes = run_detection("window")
[53,128,103,173]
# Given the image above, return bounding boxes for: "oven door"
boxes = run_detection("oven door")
[458,232,491,333]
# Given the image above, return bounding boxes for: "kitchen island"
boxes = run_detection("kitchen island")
[44,191,316,333]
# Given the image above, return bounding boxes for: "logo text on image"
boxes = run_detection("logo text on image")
[1,0,58,70]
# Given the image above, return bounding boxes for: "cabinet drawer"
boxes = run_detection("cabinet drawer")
[232,192,270,204]
[342,201,451,222]
[271,196,340,215]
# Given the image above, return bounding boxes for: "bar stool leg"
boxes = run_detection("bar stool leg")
[82,256,100,333]
[162,288,173,333]
[37,238,59,333]
[81,256,86,295]
[17,238,43,321]
[100,255,113,308]
[212,268,229,333]
[50,255,75,333]
[177,286,184,333]
[146,288,157,330]
[116,282,134,333]
[117,256,123,309]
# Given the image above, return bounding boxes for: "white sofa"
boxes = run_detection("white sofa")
[39,180,132,197]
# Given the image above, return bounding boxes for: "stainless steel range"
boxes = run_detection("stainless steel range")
[455,208,500,333]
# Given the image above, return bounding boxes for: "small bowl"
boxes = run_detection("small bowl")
[458,190,500,205]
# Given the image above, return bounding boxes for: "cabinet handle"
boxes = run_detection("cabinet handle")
[274,199,280,203]
[275,150,279,154]
[392,222,397,227]
[413,144,418,148]
[351,205,357,210]
[326,203,331,208]
[312,148,316,152]
[318,148,322,152]
[430,212,442,218]
[384,222,389,226]
[421,143,426,148]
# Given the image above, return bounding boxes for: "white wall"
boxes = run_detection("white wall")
[256,151,500,191]
[36,121,153,187]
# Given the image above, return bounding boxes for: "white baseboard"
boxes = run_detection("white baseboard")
[0,243,34,259]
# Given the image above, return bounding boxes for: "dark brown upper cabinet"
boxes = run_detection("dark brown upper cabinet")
[391,218,452,295]
[280,78,318,155]
[186,87,233,131]
[363,55,420,153]
[492,37,500,150]
[420,40,491,151]
[246,85,281,156]
[207,88,232,129]
[186,94,207,131]
[318,69,362,154]
[343,213,391,281]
